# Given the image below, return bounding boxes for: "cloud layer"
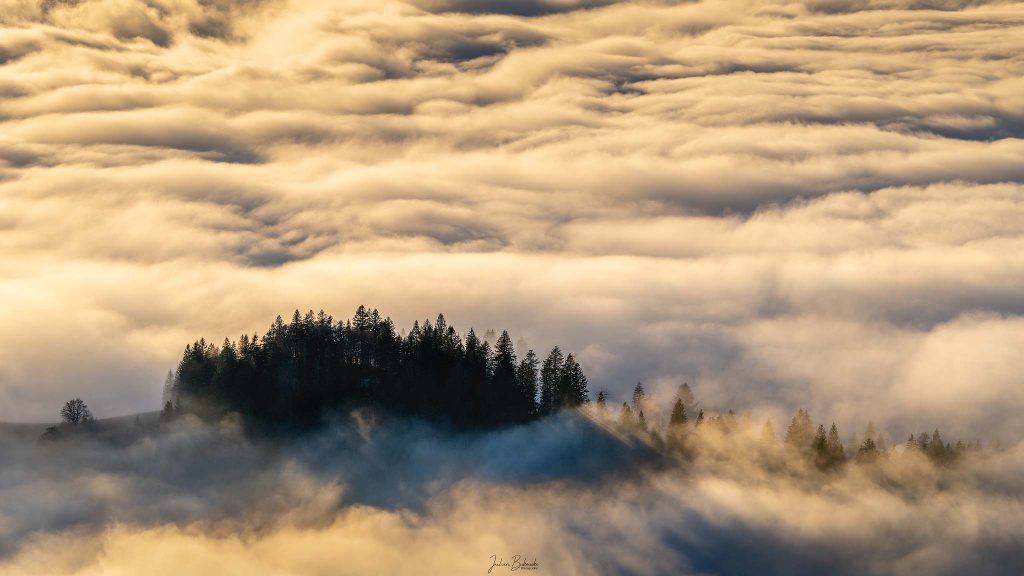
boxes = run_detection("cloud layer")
[1,414,1023,575]
[1,0,1023,447]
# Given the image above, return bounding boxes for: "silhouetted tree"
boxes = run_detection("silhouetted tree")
[490,330,520,423]
[60,398,93,425]
[515,349,539,419]
[557,354,589,409]
[631,382,646,414]
[676,382,697,417]
[863,420,886,452]
[160,401,175,423]
[785,409,814,455]
[538,347,564,416]
[669,398,687,430]
[856,437,879,464]
[928,429,948,463]
[812,424,828,468]
[826,423,846,469]
[162,370,175,405]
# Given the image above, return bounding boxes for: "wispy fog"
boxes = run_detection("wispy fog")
[1,412,1022,575]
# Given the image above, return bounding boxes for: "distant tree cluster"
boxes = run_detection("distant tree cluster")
[167,307,589,431]
[595,382,981,471]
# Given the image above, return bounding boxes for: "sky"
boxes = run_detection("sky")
[1,0,1023,441]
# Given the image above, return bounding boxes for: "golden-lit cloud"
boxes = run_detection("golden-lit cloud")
[1,0,1022,446]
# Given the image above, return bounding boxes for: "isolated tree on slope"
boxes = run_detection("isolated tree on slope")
[60,398,93,425]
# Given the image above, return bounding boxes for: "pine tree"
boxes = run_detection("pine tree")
[558,354,589,408]
[677,382,696,413]
[538,347,563,416]
[596,390,607,415]
[928,429,948,463]
[811,422,827,461]
[631,382,646,414]
[785,409,814,454]
[856,437,879,464]
[160,401,175,423]
[917,432,930,452]
[162,370,176,405]
[826,423,846,469]
[515,350,539,419]
[669,399,687,429]
[812,424,828,469]
[490,330,519,423]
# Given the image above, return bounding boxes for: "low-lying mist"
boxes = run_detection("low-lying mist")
[2,410,1022,575]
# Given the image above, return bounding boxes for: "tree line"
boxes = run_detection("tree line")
[593,382,981,470]
[50,306,985,468]
[165,307,589,431]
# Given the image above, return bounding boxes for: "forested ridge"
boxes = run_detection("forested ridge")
[166,306,589,431]
[44,305,985,476]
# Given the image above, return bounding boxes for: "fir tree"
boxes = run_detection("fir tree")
[515,350,539,419]
[856,437,879,464]
[558,354,589,408]
[785,409,814,454]
[631,382,646,414]
[812,424,828,469]
[826,423,846,469]
[928,429,948,463]
[538,347,564,416]
[669,398,687,429]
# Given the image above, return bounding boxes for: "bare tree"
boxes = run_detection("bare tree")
[60,398,93,425]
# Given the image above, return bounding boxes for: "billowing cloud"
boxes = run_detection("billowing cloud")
[0,0,1022,453]
[1,414,1023,575]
